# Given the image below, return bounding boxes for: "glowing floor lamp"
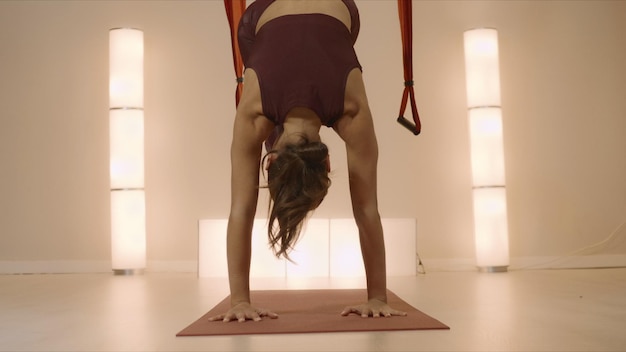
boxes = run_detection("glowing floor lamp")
[109,28,146,275]
[463,28,510,272]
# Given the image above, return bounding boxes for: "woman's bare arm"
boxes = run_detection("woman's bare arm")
[335,69,406,317]
[335,69,386,302]
[227,110,264,307]
[209,69,277,322]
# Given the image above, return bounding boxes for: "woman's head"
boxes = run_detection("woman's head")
[262,136,331,260]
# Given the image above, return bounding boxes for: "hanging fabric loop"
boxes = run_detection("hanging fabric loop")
[397,0,421,136]
[224,0,247,107]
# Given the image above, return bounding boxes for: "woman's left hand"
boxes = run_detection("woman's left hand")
[341,298,408,318]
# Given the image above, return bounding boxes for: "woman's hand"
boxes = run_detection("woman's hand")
[341,299,407,318]
[208,302,278,323]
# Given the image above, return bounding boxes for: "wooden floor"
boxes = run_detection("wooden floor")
[1,268,625,351]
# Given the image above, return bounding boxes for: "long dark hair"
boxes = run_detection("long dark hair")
[262,137,331,260]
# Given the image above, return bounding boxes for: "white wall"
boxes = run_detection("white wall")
[1,0,625,272]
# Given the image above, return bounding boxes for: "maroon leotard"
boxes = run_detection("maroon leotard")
[238,0,362,150]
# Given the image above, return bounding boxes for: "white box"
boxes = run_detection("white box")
[199,218,416,278]
[286,218,330,278]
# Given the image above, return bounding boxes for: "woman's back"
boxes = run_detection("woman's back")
[255,0,352,34]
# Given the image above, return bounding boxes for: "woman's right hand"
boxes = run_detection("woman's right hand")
[208,302,278,323]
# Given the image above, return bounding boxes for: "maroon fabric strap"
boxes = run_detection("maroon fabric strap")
[397,0,421,135]
[224,0,247,106]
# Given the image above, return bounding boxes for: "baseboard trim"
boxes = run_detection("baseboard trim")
[1,255,624,274]
[509,254,626,271]
[420,258,477,272]
[0,261,112,274]
[146,260,198,273]
[0,260,198,275]
[422,254,626,272]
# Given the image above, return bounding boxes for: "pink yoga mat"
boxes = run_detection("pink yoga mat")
[177,289,449,336]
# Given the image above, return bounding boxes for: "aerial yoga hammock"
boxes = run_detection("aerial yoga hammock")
[223,0,246,106]
[223,0,421,135]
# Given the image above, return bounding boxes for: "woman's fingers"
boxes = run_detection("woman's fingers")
[259,309,279,319]
[208,307,278,323]
[340,306,358,316]
[207,314,225,322]
[341,304,408,318]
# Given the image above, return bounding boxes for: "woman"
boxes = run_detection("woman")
[210,0,407,322]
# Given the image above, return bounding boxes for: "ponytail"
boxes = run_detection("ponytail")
[262,138,331,260]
